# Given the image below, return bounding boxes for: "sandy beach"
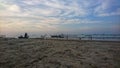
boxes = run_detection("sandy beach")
[0,39,120,68]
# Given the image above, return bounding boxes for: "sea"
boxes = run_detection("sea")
[65,34,120,41]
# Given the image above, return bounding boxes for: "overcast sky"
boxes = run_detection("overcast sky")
[0,0,120,37]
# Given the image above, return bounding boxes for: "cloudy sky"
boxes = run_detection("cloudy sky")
[0,0,120,37]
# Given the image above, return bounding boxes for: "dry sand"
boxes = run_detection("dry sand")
[0,38,120,68]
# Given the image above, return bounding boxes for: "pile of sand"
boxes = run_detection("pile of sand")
[0,39,120,68]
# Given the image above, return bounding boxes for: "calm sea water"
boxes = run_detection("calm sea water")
[67,34,120,41]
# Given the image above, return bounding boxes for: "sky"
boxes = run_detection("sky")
[0,0,120,37]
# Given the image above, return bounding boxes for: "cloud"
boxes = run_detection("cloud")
[0,16,60,33]
[7,4,21,12]
[5,0,88,17]
[97,8,120,16]
[0,0,120,37]
[94,0,120,16]
[0,0,120,17]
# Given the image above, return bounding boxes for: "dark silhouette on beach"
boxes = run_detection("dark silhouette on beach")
[51,34,64,38]
[18,33,29,39]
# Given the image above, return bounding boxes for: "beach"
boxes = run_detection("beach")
[0,39,120,68]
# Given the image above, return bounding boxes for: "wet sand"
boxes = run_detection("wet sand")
[0,39,120,68]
